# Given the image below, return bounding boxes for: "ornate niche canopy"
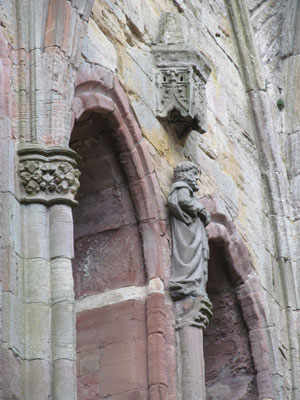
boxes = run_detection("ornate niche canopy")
[153,13,211,140]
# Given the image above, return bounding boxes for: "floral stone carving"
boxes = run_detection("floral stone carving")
[153,13,211,139]
[18,145,80,206]
[19,161,80,195]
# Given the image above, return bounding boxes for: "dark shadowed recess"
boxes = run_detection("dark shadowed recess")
[204,242,258,400]
[70,112,146,299]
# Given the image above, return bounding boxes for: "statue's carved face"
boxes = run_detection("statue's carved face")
[183,167,199,192]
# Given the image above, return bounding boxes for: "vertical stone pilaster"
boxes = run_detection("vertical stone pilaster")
[225,1,297,394]
[10,1,94,397]
[18,145,80,400]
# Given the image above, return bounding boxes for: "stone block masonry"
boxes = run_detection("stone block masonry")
[0,0,300,399]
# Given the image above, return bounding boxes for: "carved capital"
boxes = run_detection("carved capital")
[18,145,80,206]
[174,296,213,330]
[153,13,211,139]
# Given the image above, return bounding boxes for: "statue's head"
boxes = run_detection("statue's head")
[174,161,200,192]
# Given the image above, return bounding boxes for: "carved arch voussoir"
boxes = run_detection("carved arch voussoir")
[202,197,274,400]
[72,93,115,121]
[71,63,167,280]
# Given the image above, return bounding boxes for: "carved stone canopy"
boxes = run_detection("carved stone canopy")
[18,145,81,206]
[153,13,211,139]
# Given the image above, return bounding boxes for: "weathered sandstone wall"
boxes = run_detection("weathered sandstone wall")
[0,1,299,399]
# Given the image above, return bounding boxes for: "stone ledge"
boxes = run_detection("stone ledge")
[75,285,147,313]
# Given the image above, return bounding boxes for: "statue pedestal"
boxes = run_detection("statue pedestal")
[174,297,212,400]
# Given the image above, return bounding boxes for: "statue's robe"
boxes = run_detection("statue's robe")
[168,181,210,300]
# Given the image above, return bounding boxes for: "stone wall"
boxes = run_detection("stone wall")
[0,0,299,399]
[81,0,299,398]
[0,12,22,400]
[86,0,268,285]
[77,300,148,400]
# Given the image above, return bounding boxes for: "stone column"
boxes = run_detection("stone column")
[18,145,80,400]
[175,297,212,400]
[23,202,51,400]
[50,205,76,400]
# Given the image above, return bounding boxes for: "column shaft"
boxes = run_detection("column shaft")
[174,297,212,400]
[49,204,76,400]
[177,326,205,400]
[23,204,51,400]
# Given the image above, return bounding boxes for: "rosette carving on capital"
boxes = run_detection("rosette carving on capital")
[19,161,80,195]
[18,145,81,206]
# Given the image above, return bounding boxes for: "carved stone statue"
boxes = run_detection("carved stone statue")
[168,161,210,300]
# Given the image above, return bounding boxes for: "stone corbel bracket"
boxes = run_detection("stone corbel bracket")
[18,145,81,206]
[153,13,211,139]
[174,296,213,330]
